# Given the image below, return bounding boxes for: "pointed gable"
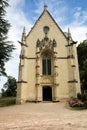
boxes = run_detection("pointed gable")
[26,7,69,58]
[27,8,67,41]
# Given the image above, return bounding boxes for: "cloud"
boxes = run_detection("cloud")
[62,6,87,44]
[34,0,87,44]
[64,25,87,44]
[0,0,32,91]
[72,7,87,26]
[6,0,32,76]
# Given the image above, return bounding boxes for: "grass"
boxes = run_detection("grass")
[0,97,16,107]
[70,106,87,110]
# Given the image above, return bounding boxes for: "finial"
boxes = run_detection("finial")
[22,27,26,42]
[68,28,70,34]
[68,28,72,40]
[44,4,48,10]
[23,27,26,35]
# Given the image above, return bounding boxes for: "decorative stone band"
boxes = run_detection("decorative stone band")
[17,80,27,83]
[35,65,40,68]
[68,79,78,83]
[35,83,40,87]
[20,55,25,59]
[20,56,75,60]
[36,52,40,54]
[56,57,68,59]
[54,83,59,86]
[71,65,76,67]
[67,55,75,59]
[65,41,77,47]
[20,55,36,59]
[19,65,24,67]
[54,65,58,68]
[36,73,39,76]
[53,51,58,54]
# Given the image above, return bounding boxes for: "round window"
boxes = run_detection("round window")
[43,26,49,34]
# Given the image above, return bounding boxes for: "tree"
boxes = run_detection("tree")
[0,0,14,76]
[1,76,17,97]
[77,40,87,93]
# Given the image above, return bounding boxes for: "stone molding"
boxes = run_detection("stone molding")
[36,36,57,51]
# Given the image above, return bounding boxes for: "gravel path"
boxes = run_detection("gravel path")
[0,102,87,130]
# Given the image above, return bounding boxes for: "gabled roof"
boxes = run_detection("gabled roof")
[26,7,68,41]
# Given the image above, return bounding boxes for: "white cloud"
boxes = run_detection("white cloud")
[63,7,87,44]
[64,25,87,44]
[72,7,87,26]
[0,0,32,91]
[71,26,87,43]
[6,0,32,77]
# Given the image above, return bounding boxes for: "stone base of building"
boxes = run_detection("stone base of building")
[16,97,69,104]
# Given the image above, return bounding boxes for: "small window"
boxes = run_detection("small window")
[43,26,49,34]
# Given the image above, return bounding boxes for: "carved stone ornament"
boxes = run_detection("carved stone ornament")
[36,36,56,51]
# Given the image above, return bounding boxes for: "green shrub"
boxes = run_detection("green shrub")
[0,97,16,107]
[77,93,81,100]
[77,93,87,101]
[81,93,87,101]
[84,100,87,108]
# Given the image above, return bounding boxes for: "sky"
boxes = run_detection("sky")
[0,0,87,91]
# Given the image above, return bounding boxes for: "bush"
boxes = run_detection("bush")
[0,97,16,107]
[69,93,87,109]
[69,98,84,107]
[84,100,87,108]
[77,93,87,101]
[81,93,87,101]
[77,93,81,100]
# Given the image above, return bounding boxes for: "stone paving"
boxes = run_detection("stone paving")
[0,102,87,130]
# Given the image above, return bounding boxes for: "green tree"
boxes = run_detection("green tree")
[0,0,14,76]
[77,40,87,93]
[1,76,17,97]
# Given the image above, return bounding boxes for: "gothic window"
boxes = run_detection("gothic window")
[42,54,51,75]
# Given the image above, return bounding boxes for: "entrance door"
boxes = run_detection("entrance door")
[43,86,52,101]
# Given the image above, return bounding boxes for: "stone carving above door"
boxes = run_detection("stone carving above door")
[36,36,57,52]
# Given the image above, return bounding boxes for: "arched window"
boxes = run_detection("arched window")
[42,53,51,75]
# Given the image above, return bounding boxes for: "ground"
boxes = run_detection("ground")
[0,102,87,130]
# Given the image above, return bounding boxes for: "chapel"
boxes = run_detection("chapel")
[16,6,81,104]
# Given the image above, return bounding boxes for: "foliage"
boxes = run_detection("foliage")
[77,93,81,100]
[69,98,84,107]
[84,100,87,108]
[69,93,87,109]
[77,40,87,93]
[0,97,16,107]
[0,0,14,76]
[77,93,87,102]
[1,76,17,97]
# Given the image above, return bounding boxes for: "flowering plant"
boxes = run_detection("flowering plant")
[69,99,84,107]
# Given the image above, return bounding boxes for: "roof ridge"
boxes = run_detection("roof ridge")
[26,8,68,41]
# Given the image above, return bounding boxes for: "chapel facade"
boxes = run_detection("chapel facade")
[16,6,81,104]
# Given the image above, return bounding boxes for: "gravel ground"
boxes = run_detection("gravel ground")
[0,102,87,130]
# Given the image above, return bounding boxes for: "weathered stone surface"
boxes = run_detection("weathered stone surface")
[16,7,81,104]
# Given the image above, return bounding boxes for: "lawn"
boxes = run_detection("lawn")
[0,97,16,107]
